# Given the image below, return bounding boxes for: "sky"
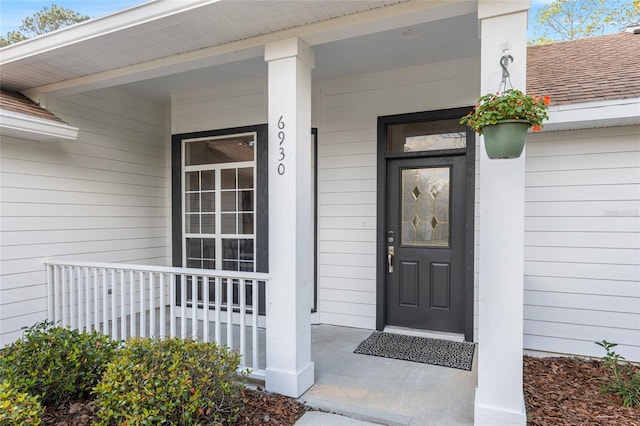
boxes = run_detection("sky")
[0,0,621,42]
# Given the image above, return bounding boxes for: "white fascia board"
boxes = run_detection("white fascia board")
[0,108,79,141]
[541,98,640,132]
[0,0,219,64]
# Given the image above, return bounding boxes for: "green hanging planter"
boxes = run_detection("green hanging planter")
[481,119,530,159]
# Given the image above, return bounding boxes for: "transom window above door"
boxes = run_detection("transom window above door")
[182,132,256,272]
[386,118,466,153]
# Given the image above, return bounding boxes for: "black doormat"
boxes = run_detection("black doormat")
[354,331,475,371]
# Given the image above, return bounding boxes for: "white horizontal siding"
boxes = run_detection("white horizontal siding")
[0,88,170,346]
[172,79,267,134]
[523,126,640,361]
[316,57,480,330]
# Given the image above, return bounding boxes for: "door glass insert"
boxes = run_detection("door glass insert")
[387,118,466,153]
[401,167,450,247]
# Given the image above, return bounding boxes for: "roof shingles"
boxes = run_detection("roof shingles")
[527,32,640,105]
[0,90,66,123]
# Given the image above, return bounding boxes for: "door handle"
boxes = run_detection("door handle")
[387,246,394,273]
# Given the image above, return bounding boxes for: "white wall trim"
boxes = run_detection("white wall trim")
[0,108,79,141]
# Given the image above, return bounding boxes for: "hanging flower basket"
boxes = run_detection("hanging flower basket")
[481,119,530,159]
[460,89,550,160]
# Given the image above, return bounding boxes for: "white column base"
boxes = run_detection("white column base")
[475,389,526,426]
[265,362,315,398]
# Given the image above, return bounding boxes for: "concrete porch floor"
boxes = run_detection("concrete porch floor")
[301,325,477,426]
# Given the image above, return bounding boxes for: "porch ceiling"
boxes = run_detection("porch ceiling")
[121,13,480,103]
[0,0,479,102]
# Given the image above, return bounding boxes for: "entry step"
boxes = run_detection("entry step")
[383,326,464,342]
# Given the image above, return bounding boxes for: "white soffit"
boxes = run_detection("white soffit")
[542,98,640,132]
[0,108,79,141]
[1,0,478,98]
[0,0,411,92]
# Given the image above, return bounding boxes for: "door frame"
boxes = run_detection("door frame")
[376,107,475,341]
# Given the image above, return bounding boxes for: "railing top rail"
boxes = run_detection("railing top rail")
[42,258,270,281]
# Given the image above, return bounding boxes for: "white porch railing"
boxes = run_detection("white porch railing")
[44,259,268,379]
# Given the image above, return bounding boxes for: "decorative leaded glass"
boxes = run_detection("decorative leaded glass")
[401,167,450,247]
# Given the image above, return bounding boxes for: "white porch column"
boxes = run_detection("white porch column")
[264,37,315,398]
[475,1,530,425]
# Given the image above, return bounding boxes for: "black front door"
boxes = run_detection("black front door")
[385,155,466,333]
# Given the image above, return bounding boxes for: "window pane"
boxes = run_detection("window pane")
[401,167,450,247]
[221,169,236,190]
[201,170,215,190]
[387,119,466,153]
[238,191,253,211]
[238,167,254,189]
[186,172,199,191]
[239,239,254,261]
[185,134,255,166]
[187,238,202,258]
[201,192,215,212]
[239,213,254,234]
[201,214,215,234]
[186,193,199,213]
[186,214,200,233]
[221,191,236,212]
[202,239,215,260]
[221,213,236,234]
[187,259,202,268]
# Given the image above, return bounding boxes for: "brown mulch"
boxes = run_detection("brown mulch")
[42,357,640,425]
[524,355,640,425]
[43,388,307,426]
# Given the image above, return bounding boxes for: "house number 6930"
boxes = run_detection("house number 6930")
[277,115,286,176]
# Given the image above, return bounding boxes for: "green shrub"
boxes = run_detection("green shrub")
[0,321,118,405]
[595,340,640,408]
[94,337,246,425]
[0,381,44,425]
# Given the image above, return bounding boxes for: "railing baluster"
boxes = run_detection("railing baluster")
[226,278,233,349]
[61,266,68,327]
[70,267,77,329]
[202,276,209,343]
[180,274,187,338]
[239,279,246,368]
[77,267,83,330]
[101,269,108,335]
[140,271,146,338]
[129,270,135,337]
[53,265,61,325]
[111,269,117,340]
[46,264,53,322]
[169,273,176,338]
[149,272,156,339]
[214,277,221,346]
[92,268,98,332]
[252,280,259,370]
[159,273,166,339]
[120,270,126,339]
[191,275,198,340]
[84,267,91,331]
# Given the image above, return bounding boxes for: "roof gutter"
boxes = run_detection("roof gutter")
[541,97,640,131]
[0,108,79,141]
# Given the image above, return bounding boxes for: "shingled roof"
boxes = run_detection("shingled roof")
[527,31,640,105]
[0,90,66,123]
